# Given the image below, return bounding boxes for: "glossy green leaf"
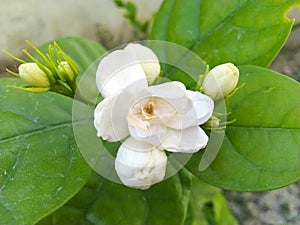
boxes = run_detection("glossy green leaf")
[150,0,299,67]
[147,40,208,90]
[0,78,91,224]
[186,66,300,191]
[0,37,106,224]
[37,170,192,225]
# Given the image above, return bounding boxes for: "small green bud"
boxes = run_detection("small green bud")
[18,62,51,87]
[205,116,220,128]
[202,63,239,100]
[57,61,75,82]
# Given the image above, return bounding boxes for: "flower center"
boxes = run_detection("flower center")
[141,100,156,120]
[143,102,154,115]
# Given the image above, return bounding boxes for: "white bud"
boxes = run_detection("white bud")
[115,138,167,190]
[202,63,239,100]
[124,43,161,84]
[18,63,51,87]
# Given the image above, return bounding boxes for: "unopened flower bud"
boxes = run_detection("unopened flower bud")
[18,63,51,87]
[114,138,167,190]
[202,63,239,100]
[58,61,75,82]
[205,115,220,128]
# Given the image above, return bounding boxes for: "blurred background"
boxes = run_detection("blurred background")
[0,0,163,74]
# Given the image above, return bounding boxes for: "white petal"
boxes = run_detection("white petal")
[94,95,128,141]
[160,126,208,153]
[147,81,187,99]
[147,82,213,129]
[151,98,178,122]
[124,43,161,84]
[156,89,214,129]
[115,137,167,189]
[94,81,146,141]
[185,90,214,125]
[96,49,148,97]
[128,121,166,147]
[147,81,193,129]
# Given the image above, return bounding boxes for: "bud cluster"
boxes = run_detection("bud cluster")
[3,41,78,97]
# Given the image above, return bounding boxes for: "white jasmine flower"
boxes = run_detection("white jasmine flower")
[94,43,214,189]
[202,63,239,100]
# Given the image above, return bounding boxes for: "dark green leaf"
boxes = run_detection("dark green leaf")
[0,78,92,224]
[0,37,106,224]
[146,40,208,90]
[186,66,300,191]
[37,170,192,225]
[150,0,298,67]
[185,176,238,225]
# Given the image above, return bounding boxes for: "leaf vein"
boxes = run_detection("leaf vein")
[0,119,92,144]
[191,1,249,52]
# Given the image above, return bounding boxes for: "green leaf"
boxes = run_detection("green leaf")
[0,37,106,224]
[150,0,299,67]
[210,193,238,225]
[146,40,208,91]
[0,78,91,224]
[186,66,300,191]
[185,177,238,225]
[37,170,192,225]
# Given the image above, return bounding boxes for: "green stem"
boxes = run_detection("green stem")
[2,50,26,64]
[50,80,95,106]
[50,82,74,98]
[74,89,96,106]
[5,68,20,77]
